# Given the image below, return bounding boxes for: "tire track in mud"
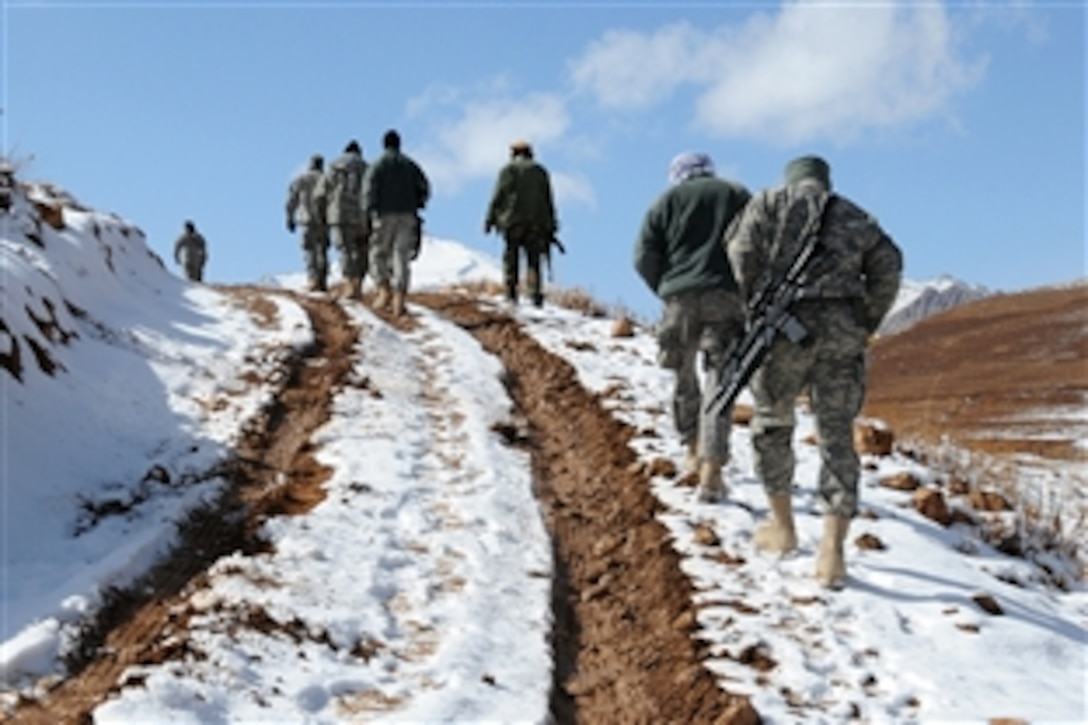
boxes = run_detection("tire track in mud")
[4,289,355,725]
[416,292,759,725]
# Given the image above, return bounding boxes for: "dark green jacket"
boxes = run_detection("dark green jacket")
[363,150,430,215]
[634,175,750,299]
[485,158,557,234]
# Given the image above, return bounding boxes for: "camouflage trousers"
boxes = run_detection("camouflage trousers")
[299,225,329,289]
[369,213,418,293]
[502,226,546,304]
[749,301,869,518]
[657,287,745,462]
[330,223,368,283]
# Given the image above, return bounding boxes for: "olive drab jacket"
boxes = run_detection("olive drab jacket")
[485,157,557,237]
[363,149,429,216]
[634,175,750,299]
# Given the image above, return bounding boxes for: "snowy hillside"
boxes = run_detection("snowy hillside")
[2,179,1085,723]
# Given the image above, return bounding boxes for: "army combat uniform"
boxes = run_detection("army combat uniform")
[286,155,329,291]
[726,155,902,588]
[315,141,369,298]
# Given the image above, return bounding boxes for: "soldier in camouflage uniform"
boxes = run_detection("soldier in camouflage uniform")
[726,155,902,589]
[173,220,208,282]
[363,129,430,316]
[634,152,751,503]
[315,140,368,299]
[286,154,329,292]
[484,139,558,308]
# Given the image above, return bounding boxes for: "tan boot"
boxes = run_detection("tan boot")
[815,515,850,589]
[373,281,391,310]
[753,494,798,554]
[683,439,699,477]
[391,289,406,317]
[348,276,362,300]
[696,458,726,503]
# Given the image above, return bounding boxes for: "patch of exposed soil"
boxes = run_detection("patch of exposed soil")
[864,283,1087,462]
[415,292,758,725]
[4,288,356,725]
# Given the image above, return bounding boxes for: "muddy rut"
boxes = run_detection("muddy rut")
[5,290,756,724]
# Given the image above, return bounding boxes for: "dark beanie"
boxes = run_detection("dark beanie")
[383,129,401,150]
[784,155,831,188]
[345,140,360,154]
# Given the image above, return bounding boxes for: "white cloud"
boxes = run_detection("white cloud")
[551,171,597,211]
[409,80,580,200]
[569,2,988,145]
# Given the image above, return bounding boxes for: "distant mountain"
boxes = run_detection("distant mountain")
[878,275,991,336]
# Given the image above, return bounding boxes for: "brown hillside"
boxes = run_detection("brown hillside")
[863,282,1087,462]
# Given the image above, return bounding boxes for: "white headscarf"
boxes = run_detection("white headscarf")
[668,152,715,186]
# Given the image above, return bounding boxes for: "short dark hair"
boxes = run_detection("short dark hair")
[383,129,401,150]
[345,140,360,154]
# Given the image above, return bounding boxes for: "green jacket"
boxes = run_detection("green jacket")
[485,158,557,234]
[363,150,429,216]
[634,175,750,299]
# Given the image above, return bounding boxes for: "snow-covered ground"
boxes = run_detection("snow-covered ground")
[2,182,1085,722]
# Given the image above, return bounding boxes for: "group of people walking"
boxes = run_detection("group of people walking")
[286,129,430,316]
[636,151,903,589]
[175,133,903,590]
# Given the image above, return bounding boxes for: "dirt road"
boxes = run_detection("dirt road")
[4,288,757,725]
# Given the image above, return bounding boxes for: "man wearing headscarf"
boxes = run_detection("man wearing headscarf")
[634,152,751,503]
[726,155,902,588]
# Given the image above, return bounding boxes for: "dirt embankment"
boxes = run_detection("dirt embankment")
[864,283,1087,462]
[5,289,356,725]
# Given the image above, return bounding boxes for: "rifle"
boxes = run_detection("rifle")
[544,234,566,282]
[703,192,833,420]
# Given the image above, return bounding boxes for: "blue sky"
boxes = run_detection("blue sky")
[3,0,1084,318]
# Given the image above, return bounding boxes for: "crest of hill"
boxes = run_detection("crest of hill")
[0,178,168,383]
[864,279,1088,463]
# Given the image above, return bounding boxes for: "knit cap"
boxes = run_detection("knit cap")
[784,155,831,188]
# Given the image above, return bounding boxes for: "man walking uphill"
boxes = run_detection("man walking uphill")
[726,155,902,589]
[634,152,750,504]
[363,129,429,316]
[286,154,329,292]
[173,220,208,282]
[315,140,368,299]
[484,139,558,308]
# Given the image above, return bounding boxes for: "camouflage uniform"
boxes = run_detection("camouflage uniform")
[173,221,207,282]
[484,141,558,307]
[364,130,429,310]
[726,158,902,518]
[315,143,369,293]
[634,153,751,468]
[286,156,329,291]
